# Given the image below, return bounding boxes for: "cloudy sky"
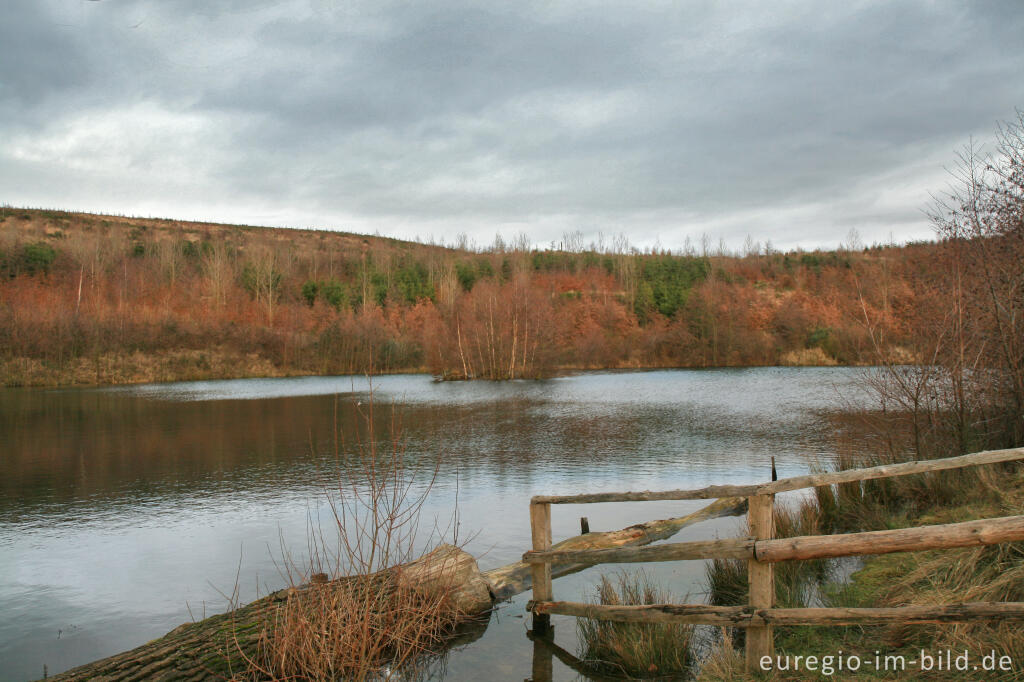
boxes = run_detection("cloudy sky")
[2,1,1023,251]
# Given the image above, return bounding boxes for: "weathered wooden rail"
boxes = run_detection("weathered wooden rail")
[524,447,1024,672]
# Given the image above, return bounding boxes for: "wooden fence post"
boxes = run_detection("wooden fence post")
[530,501,554,636]
[746,493,775,672]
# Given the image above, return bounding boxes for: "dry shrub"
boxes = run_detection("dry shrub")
[246,572,460,681]
[818,411,1017,534]
[232,395,469,681]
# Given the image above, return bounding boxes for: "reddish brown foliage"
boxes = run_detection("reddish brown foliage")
[0,207,933,385]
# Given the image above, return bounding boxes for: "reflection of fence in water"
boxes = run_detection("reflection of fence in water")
[524,447,1024,674]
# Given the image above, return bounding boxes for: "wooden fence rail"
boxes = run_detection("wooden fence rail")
[531,447,1024,505]
[528,601,1024,627]
[523,514,1024,565]
[526,446,1024,673]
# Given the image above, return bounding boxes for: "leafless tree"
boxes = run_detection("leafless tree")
[926,114,1024,447]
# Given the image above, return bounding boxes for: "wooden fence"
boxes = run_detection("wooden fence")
[523,447,1024,672]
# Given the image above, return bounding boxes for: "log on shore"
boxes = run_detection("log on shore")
[483,496,748,599]
[48,544,491,682]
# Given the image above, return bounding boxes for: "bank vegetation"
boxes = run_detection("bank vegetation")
[1,204,926,386]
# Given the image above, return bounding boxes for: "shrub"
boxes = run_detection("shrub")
[321,280,349,310]
[21,242,57,275]
[244,571,460,682]
[301,280,319,306]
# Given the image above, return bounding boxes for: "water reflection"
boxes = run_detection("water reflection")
[0,368,864,681]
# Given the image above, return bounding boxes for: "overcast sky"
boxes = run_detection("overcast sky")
[2,1,1023,251]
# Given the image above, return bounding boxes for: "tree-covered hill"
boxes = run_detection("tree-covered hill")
[0,207,930,386]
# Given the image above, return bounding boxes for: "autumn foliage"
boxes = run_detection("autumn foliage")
[0,207,931,386]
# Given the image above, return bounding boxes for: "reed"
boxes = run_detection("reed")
[705,499,831,611]
[576,571,696,679]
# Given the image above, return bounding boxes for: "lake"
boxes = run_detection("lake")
[0,367,870,681]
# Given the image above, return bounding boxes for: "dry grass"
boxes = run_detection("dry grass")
[0,348,287,387]
[242,573,460,681]
[694,639,748,681]
[866,485,1024,680]
[779,347,838,366]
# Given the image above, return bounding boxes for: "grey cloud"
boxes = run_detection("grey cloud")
[2,0,1023,249]
[0,3,95,118]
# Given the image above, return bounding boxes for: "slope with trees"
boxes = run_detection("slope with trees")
[0,206,929,387]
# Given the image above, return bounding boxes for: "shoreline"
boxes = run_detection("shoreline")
[1,352,862,390]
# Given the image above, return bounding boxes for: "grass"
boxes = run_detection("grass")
[699,541,1024,680]
[0,348,288,387]
[577,571,696,679]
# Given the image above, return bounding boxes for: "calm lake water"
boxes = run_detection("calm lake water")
[0,368,870,681]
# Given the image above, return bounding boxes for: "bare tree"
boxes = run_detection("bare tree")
[244,246,287,325]
[860,112,1024,459]
[926,115,1024,447]
[202,238,235,309]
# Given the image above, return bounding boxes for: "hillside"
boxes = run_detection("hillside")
[0,207,930,387]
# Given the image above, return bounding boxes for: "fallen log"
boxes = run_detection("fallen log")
[48,498,745,680]
[483,496,747,599]
[49,544,491,681]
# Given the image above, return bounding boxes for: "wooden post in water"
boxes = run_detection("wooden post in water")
[580,517,590,534]
[745,493,775,671]
[529,626,555,682]
[530,501,554,636]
